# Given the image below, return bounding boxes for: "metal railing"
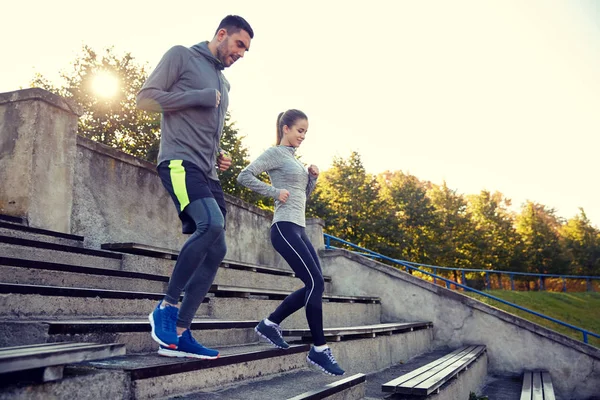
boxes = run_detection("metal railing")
[324,233,600,344]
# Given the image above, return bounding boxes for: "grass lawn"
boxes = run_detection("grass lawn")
[463,290,600,348]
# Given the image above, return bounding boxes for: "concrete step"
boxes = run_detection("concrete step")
[50,319,258,352]
[87,343,311,399]
[0,214,26,225]
[84,325,433,399]
[173,370,367,400]
[0,283,382,330]
[0,252,333,294]
[0,283,210,326]
[0,222,84,247]
[283,322,432,342]
[479,374,523,400]
[0,236,122,270]
[101,243,331,292]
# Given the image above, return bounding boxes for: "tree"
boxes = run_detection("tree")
[427,182,478,281]
[515,201,568,278]
[377,171,438,263]
[218,114,272,209]
[560,208,600,276]
[31,45,160,162]
[466,190,522,272]
[312,152,385,252]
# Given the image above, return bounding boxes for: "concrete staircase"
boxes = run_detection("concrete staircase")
[0,217,490,399]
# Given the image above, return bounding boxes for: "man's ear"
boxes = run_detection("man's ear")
[216,28,228,42]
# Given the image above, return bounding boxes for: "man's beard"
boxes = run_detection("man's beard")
[216,38,230,66]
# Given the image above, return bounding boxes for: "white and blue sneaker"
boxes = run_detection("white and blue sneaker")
[255,319,290,349]
[158,330,219,359]
[148,301,179,349]
[307,346,345,376]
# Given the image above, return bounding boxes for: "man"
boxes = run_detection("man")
[137,15,253,359]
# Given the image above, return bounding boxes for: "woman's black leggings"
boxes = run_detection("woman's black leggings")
[268,221,326,346]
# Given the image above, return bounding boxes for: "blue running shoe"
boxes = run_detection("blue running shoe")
[307,346,345,376]
[255,320,289,349]
[149,301,179,349]
[158,330,219,359]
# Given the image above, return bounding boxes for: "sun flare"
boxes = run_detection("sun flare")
[91,71,119,99]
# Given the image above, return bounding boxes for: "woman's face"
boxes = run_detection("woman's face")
[282,118,309,148]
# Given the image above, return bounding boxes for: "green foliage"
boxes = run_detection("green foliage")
[217,114,272,208]
[30,45,161,162]
[310,152,386,252]
[516,202,569,276]
[308,151,600,279]
[560,209,600,276]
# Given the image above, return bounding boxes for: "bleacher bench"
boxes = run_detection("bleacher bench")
[520,370,556,400]
[382,345,486,396]
[0,342,125,383]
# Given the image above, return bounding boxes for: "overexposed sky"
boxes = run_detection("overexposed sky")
[3,0,599,226]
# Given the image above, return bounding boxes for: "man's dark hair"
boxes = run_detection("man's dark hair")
[215,15,254,39]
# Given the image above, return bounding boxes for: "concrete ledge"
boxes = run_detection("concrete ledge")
[0,88,83,116]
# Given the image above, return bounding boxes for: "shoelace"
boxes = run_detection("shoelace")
[323,349,337,364]
[162,306,178,331]
[182,330,199,345]
[274,324,283,338]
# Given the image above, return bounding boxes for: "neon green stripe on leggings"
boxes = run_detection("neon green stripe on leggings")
[169,160,190,212]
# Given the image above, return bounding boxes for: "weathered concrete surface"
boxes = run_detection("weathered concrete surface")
[174,369,351,400]
[0,294,209,321]
[208,297,381,329]
[321,249,600,400]
[72,136,292,268]
[132,345,308,399]
[0,224,83,247]
[0,368,130,400]
[0,242,121,270]
[0,89,81,233]
[49,327,258,353]
[327,329,433,374]
[0,265,167,293]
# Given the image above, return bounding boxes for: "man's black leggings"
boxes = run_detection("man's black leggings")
[268,221,326,346]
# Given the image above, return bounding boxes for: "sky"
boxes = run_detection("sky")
[3,0,600,227]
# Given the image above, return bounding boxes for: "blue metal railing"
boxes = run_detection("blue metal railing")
[323,233,600,344]
[324,236,600,292]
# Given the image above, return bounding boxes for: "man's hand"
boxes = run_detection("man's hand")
[217,150,232,171]
[308,164,319,178]
[278,189,290,203]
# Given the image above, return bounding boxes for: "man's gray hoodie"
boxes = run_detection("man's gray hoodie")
[137,42,230,180]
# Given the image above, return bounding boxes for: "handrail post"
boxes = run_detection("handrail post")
[583,331,588,344]
[433,268,437,284]
[587,278,592,292]
[540,276,545,291]
[510,274,515,291]
[498,273,503,290]
[562,277,567,293]
[461,270,466,291]
[485,272,490,290]
[325,235,330,249]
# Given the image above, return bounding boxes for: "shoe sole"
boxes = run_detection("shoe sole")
[148,311,177,349]
[158,347,219,359]
[254,326,290,350]
[307,355,345,376]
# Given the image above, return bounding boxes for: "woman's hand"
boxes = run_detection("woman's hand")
[278,189,290,203]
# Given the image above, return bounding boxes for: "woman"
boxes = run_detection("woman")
[236,109,345,376]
